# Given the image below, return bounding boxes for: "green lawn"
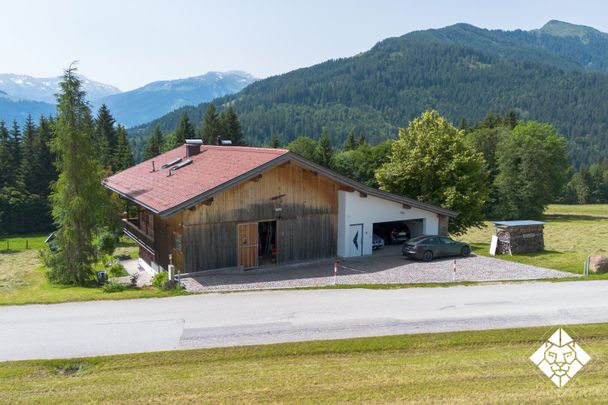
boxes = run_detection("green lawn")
[0,233,48,252]
[0,234,183,305]
[1,324,606,404]
[457,204,608,276]
[546,204,608,218]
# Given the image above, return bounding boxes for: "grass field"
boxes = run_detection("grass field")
[457,204,608,276]
[1,324,606,404]
[0,234,182,305]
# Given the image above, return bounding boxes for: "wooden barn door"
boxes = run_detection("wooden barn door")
[238,223,259,269]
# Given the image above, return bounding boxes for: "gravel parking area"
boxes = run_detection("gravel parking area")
[181,246,574,292]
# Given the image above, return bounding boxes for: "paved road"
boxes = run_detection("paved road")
[1,280,608,361]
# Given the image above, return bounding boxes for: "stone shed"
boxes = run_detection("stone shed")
[494,220,545,254]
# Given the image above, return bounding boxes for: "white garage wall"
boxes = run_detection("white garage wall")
[337,190,440,257]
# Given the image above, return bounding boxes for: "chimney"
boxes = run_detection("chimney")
[185,139,203,157]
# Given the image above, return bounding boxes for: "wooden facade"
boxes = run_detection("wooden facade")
[134,161,340,273]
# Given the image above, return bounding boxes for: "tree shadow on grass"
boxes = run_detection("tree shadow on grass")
[543,214,608,222]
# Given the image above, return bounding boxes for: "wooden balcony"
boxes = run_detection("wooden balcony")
[123,218,155,255]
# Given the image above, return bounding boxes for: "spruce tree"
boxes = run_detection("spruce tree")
[201,104,220,145]
[94,104,116,168]
[32,116,57,197]
[46,66,111,285]
[112,125,134,172]
[268,133,280,148]
[316,128,334,167]
[219,105,244,145]
[175,113,196,145]
[358,134,367,146]
[343,130,357,151]
[18,115,38,193]
[144,125,163,160]
[0,121,12,188]
[6,121,22,187]
[506,109,518,129]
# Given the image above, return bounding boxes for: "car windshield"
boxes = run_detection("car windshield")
[408,235,429,244]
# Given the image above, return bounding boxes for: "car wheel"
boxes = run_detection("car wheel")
[422,250,433,262]
[461,246,471,257]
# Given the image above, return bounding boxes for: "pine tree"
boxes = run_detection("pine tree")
[201,104,220,145]
[94,104,116,168]
[219,105,244,145]
[112,125,134,172]
[18,115,38,193]
[316,128,334,167]
[144,125,163,160]
[46,66,112,285]
[343,130,357,151]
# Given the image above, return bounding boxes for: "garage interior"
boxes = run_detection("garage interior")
[372,219,425,247]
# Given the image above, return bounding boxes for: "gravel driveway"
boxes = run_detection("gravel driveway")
[181,246,574,292]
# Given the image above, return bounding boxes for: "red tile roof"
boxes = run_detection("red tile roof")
[103,145,288,215]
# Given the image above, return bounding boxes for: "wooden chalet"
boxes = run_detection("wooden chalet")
[103,142,457,274]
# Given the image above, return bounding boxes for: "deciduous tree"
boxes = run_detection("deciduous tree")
[376,111,489,235]
[493,121,569,219]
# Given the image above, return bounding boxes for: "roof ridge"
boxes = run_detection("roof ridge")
[203,145,288,153]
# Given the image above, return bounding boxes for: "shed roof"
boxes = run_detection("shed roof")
[103,144,458,218]
[494,220,546,227]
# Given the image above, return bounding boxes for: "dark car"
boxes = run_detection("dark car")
[402,235,471,262]
[374,222,410,244]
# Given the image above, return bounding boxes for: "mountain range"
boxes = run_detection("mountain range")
[0,71,255,128]
[0,73,120,104]
[92,71,256,127]
[131,20,608,166]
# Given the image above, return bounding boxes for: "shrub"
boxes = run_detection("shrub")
[107,262,128,278]
[97,230,119,257]
[102,280,127,293]
[152,271,169,289]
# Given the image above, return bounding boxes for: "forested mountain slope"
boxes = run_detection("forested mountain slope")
[130,21,608,166]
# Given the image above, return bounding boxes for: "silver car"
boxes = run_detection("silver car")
[372,233,385,250]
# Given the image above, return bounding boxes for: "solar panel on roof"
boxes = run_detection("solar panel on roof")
[161,157,182,169]
[169,159,192,172]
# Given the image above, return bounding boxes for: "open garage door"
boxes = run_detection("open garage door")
[337,190,442,258]
[373,219,424,245]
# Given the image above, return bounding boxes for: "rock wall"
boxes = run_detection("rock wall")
[495,225,544,254]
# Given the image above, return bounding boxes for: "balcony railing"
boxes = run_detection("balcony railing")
[123,218,155,254]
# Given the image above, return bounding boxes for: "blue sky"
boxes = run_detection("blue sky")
[2,0,608,90]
